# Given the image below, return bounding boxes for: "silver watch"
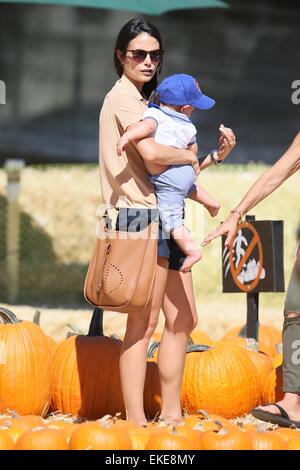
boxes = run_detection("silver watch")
[209,149,222,165]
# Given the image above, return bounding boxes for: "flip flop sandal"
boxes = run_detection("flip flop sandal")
[251,404,300,428]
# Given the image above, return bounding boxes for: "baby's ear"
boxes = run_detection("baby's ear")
[181,104,193,115]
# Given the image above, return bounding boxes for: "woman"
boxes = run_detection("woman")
[203,132,300,428]
[99,18,236,426]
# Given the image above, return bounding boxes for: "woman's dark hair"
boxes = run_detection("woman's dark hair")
[113,18,163,99]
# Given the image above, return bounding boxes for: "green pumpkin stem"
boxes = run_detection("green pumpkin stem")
[0,307,19,324]
[33,310,41,326]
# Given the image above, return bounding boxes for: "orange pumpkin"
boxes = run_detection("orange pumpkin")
[173,425,203,449]
[46,421,79,443]
[287,436,300,450]
[15,427,68,450]
[144,360,161,420]
[145,428,197,450]
[69,421,132,450]
[222,324,281,357]
[51,309,125,419]
[0,307,52,416]
[184,410,230,431]
[2,415,47,443]
[189,330,213,346]
[181,342,260,418]
[251,431,288,450]
[127,425,152,450]
[261,365,284,405]
[274,427,300,442]
[244,349,273,400]
[200,422,252,450]
[0,429,14,450]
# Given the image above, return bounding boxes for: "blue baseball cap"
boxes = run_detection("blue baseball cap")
[156,74,215,110]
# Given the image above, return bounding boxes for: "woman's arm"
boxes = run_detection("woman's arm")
[135,137,200,174]
[232,132,300,214]
[202,132,300,247]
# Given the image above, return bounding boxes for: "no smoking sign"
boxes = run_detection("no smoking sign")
[222,219,285,294]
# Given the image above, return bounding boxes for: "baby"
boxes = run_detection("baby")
[117,73,221,272]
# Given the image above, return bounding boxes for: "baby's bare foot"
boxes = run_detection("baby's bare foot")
[180,250,202,273]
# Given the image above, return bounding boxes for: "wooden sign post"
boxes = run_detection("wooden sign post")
[222,215,285,341]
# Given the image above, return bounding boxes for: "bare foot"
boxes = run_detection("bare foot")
[158,416,184,426]
[180,250,202,273]
[205,202,220,217]
[256,396,300,422]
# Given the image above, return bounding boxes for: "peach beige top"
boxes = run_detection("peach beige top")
[99,74,158,209]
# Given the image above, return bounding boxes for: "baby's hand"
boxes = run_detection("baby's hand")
[117,135,130,156]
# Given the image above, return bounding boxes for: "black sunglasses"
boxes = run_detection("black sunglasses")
[126,49,164,64]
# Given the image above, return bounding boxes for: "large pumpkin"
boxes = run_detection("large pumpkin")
[261,365,284,405]
[222,324,281,357]
[0,307,52,416]
[51,308,125,419]
[144,360,161,420]
[69,421,132,450]
[181,342,260,419]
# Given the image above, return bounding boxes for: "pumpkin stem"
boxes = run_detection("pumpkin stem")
[0,307,19,324]
[33,310,41,326]
[110,333,121,340]
[214,420,228,435]
[8,409,20,419]
[88,308,104,336]
[98,414,113,425]
[170,425,177,435]
[186,344,211,354]
[197,409,211,420]
[147,341,160,358]
[257,423,266,433]
[66,324,85,337]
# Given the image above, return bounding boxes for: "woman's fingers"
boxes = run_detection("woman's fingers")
[202,216,240,247]
[224,226,238,247]
[201,226,224,246]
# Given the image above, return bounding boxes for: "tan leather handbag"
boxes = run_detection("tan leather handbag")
[84,211,159,313]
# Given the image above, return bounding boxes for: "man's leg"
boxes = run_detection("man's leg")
[253,254,300,422]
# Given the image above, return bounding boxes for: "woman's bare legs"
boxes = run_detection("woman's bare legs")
[119,256,169,426]
[171,225,202,273]
[158,269,198,423]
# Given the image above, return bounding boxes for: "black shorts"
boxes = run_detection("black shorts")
[115,207,189,272]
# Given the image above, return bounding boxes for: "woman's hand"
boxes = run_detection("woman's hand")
[216,124,236,162]
[201,211,241,247]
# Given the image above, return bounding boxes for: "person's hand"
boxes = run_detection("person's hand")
[201,211,241,247]
[117,134,130,156]
[216,124,236,162]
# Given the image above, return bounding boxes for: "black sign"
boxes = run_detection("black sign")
[222,220,285,293]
